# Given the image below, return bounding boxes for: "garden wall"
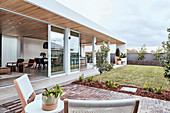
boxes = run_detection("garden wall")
[110,53,165,66]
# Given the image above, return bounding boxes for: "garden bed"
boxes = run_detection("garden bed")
[72,80,170,101]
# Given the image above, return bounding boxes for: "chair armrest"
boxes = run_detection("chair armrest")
[7,62,17,65]
[22,63,34,65]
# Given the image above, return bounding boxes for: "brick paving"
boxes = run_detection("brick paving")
[61,84,170,113]
[1,83,170,113]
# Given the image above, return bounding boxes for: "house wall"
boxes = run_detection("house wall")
[2,35,18,67]
[22,37,47,62]
[116,44,127,65]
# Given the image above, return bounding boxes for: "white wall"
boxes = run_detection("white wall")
[22,37,47,62]
[1,35,48,66]
[116,44,127,65]
[2,35,18,67]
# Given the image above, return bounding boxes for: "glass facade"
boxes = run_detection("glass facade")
[70,31,79,71]
[51,27,64,74]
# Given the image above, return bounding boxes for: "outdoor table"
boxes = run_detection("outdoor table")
[25,99,64,113]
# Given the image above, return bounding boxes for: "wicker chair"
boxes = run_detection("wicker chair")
[14,74,41,113]
[64,99,140,113]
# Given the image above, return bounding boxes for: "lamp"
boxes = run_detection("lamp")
[40,52,46,58]
[43,42,48,49]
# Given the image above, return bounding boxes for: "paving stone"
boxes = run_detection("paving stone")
[120,87,137,92]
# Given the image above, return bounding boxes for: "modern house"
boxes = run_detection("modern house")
[0,0,126,79]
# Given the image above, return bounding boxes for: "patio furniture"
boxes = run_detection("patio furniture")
[6,59,24,72]
[64,99,140,113]
[41,58,48,70]
[14,74,41,113]
[24,99,64,113]
[18,59,36,73]
[0,67,11,74]
[35,58,41,70]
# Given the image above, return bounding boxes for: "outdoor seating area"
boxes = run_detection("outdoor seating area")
[0,0,169,113]
[1,83,170,113]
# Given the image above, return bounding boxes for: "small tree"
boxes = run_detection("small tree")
[115,48,120,56]
[137,44,147,60]
[161,28,170,79]
[153,47,163,61]
[96,44,113,82]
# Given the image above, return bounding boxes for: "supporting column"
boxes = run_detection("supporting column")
[107,42,111,64]
[81,46,86,57]
[92,37,96,69]
[17,37,24,58]
[64,28,71,74]
[0,33,1,67]
[48,24,51,77]
[116,44,127,65]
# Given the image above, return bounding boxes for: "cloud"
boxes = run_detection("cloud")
[56,0,170,49]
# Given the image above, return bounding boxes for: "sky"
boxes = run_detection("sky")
[56,0,170,51]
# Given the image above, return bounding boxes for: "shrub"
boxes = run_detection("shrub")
[155,86,162,94]
[152,47,163,61]
[90,81,95,85]
[83,80,86,84]
[87,76,93,82]
[137,44,147,60]
[79,73,84,82]
[161,30,170,79]
[143,82,149,89]
[117,58,121,61]
[115,48,120,57]
[108,80,119,88]
[141,91,148,94]
[102,85,106,88]
[120,53,127,58]
[148,87,154,92]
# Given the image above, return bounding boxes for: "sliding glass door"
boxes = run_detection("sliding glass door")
[51,27,64,74]
[70,31,79,71]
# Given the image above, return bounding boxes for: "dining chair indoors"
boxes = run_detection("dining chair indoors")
[14,74,41,113]
[64,99,140,113]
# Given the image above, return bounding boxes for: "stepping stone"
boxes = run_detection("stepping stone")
[120,87,137,93]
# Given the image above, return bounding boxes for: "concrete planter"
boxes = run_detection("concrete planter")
[117,61,121,65]
[121,58,126,65]
[115,56,120,65]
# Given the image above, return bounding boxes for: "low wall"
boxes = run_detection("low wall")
[127,53,165,61]
[110,53,164,66]
[127,60,162,66]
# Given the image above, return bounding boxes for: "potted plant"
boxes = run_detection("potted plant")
[115,48,120,65]
[120,53,127,65]
[117,58,121,65]
[42,84,63,111]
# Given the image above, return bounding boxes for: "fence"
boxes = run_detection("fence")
[110,53,165,66]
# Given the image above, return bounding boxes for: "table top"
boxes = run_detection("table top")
[25,99,64,113]
[0,67,10,69]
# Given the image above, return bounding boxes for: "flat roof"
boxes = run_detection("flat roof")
[0,0,126,44]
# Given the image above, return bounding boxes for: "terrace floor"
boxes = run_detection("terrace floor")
[1,84,170,113]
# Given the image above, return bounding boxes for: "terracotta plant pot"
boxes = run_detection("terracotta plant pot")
[117,61,121,65]
[115,56,120,65]
[42,95,59,111]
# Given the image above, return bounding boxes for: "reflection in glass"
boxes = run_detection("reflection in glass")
[51,31,64,73]
[70,33,79,71]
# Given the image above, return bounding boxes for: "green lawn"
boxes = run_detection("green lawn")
[93,65,170,91]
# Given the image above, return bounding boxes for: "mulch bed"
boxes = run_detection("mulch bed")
[72,80,170,101]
